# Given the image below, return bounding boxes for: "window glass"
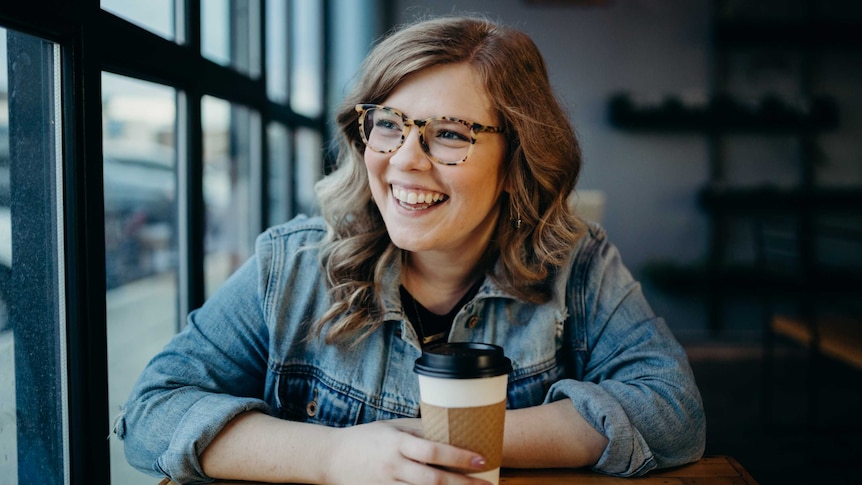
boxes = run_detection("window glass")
[0,29,14,485]
[201,0,230,67]
[328,0,379,112]
[267,122,292,226]
[202,0,260,77]
[290,0,324,116]
[295,127,323,216]
[101,0,176,41]
[2,28,66,484]
[202,97,259,296]
[266,0,289,103]
[102,73,178,485]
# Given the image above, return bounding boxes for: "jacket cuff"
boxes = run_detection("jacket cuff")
[545,379,656,477]
[158,394,270,484]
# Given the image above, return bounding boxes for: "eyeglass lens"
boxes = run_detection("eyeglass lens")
[362,107,473,164]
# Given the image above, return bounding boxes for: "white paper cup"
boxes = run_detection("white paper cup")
[414,343,512,485]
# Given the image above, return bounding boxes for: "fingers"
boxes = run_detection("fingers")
[396,459,491,485]
[398,433,487,474]
[389,417,424,437]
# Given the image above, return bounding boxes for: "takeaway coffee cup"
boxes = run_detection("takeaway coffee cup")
[414,342,512,484]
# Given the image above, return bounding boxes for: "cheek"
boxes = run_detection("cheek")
[363,148,387,175]
[363,151,389,195]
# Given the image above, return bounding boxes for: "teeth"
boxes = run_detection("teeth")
[392,187,445,206]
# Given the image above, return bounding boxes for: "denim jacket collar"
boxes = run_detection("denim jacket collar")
[377,247,572,331]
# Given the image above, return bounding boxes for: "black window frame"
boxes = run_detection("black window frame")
[0,0,362,482]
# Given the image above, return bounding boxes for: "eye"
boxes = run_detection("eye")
[369,109,403,134]
[374,118,401,132]
[428,120,471,146]
[436,129,470,142]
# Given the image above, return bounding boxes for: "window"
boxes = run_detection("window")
[102,73,178,484]
[100,0,175,41]
[1,27,67,484]
[202,96,259,295]
[0,1,381,483]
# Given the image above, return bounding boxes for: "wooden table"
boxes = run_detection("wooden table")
[158,455,757,484]
[499,456,757,484]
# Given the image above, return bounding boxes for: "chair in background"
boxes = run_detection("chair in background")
[755,214,862,432]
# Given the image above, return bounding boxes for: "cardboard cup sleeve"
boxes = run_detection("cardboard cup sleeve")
[419,400,506,473]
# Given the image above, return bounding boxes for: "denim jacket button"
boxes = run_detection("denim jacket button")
[306,389,319,417]
[467,316,479,329]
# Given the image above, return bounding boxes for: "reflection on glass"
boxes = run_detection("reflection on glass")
[295,127,323,216]
[202,0,229,66]
[266,0,289,103]
[203,97,259,296]
[202,0,259,77]
[291,0,323,116]
[3,28,66,484]
[101,0,175,41]
[267,122,292,226]
[102,73,178,485]
[0,27,16,485]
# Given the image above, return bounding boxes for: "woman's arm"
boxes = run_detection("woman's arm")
[390,399,608,471]
[200,411,493,485]
[502,399,607,468]
[551,228,706,476]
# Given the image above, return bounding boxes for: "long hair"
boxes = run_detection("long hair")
[313,15,584,344]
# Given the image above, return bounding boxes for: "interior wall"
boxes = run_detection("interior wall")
[392,0,715,338]
[388,0,862,341]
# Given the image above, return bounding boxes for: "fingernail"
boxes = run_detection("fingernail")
[471,456,487,468]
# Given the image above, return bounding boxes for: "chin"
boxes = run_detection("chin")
[388,235,427,253]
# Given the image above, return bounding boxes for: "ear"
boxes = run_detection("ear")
[502,162,518,195]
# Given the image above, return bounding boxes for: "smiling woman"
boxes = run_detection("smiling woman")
[120,15,705,485]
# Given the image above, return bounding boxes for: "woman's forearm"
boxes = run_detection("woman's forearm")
[200,411,491,485]
[502,399,608,468]
[200,400,608,482]
[200,411,333,483]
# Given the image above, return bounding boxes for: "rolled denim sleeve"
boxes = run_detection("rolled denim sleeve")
[117,256,271,483]
[546,228,706,476]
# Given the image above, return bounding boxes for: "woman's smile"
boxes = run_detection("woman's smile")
[390,184,449,211]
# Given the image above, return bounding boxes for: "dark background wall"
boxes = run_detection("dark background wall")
[392,0,862,343]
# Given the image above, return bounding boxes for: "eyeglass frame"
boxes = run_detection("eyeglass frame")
[354,103,505,166]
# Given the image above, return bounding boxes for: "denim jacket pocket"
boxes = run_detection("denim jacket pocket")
[276,365,362,427]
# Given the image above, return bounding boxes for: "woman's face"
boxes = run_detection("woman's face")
[364,62,508,262]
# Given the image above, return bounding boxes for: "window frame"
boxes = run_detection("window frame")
[0,0,381,482]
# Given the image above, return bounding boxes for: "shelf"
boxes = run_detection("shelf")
[608,93,838,133]
[698,186,862,215]
[643,262,862,296]
[715,19,862,49]
[626,2,862,336]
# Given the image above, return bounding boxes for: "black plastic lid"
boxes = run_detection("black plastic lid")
[414,342,512,379]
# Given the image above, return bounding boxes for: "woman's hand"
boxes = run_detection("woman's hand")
[322,420,491,485]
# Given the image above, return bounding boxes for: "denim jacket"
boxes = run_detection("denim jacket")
[117,215,705,483]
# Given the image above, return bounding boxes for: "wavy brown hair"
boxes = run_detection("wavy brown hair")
[312,15,584,344]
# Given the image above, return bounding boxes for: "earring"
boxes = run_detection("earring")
[511,205,522,229]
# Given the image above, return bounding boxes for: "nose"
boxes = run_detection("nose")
[388,125,432,171]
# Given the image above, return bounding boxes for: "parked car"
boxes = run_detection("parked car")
[102,141,177,289]
[0,139,177,321]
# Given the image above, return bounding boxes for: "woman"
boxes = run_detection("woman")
[118,15,705,485]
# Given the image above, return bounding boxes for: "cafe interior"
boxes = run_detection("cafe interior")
[0,0,860,484]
